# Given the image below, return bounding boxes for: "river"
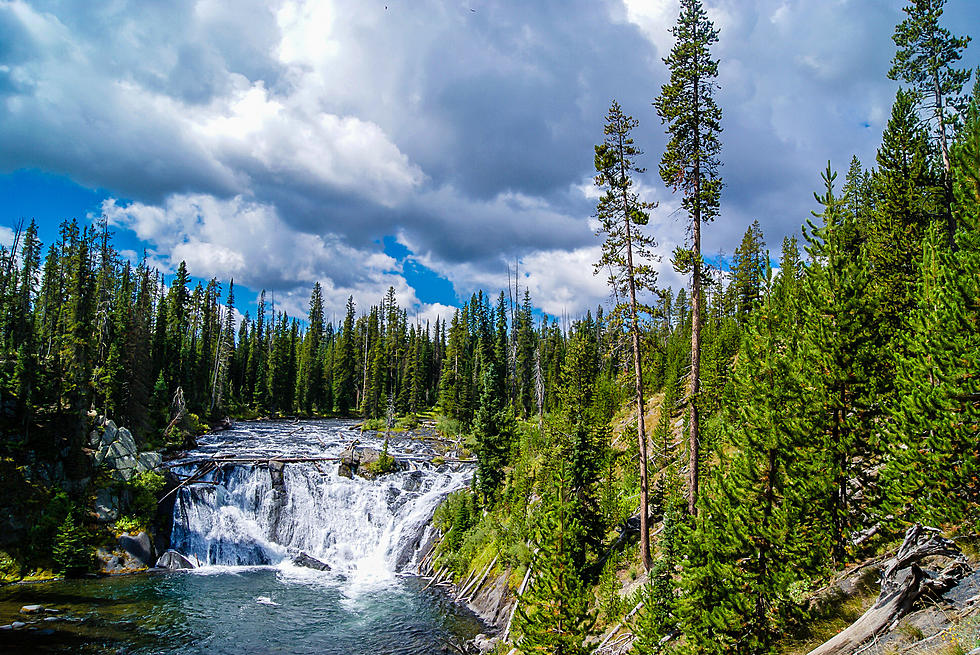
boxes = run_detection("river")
[0,419,483,654]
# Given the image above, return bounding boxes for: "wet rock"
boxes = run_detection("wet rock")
[292,551,331,571]
[0,624,12,630]
[43,616,59,622]
[119,531,155,568]
[402,470,424,492]
[11,621,25,629]
[155,549,196,570]
[338,446,359,478]
[269,460,286,490]
[94,487,123,522]
[20,604,43,614]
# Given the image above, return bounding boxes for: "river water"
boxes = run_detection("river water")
[0,420,482,654]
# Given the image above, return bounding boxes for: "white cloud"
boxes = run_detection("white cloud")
[101,192,419,319]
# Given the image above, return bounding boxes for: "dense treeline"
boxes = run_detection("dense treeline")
[0,215,607,453]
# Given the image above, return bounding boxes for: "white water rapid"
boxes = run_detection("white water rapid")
[168,420,471,584]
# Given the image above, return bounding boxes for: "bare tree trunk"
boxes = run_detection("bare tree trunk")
[934,71,956,249]
[688,182,701,517]
[622,159,651,571]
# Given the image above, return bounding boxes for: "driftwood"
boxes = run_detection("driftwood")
[806,524,970,655]
[157,461,219,504]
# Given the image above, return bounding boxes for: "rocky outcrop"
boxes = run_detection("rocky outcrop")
[337,444,405,480]
[89,420,161,482]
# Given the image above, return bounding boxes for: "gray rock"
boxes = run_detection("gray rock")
[43,616,59,622]
[95,488,120,523]
[292,552,331,571]
[269,461,286,490]
[11,621,25,629]
[20,605,43,614]
[136,451,162,474]
[468,634,500,654]
[119,531,154,568]
[402,470,424,492]
[155,550,195,570]
[0,624,12,630]
[117,427,137,453]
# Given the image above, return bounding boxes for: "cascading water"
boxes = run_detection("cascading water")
[0,420,485,654]
[169,420,472,583]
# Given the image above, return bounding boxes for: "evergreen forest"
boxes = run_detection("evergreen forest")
[1,0,979,653]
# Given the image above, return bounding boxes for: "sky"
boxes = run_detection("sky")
[1,0,978,324]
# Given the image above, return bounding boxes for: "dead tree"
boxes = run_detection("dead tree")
[806,524,970,655]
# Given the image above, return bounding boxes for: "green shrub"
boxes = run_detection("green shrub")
[361,418,385,431]
[113,516,143,534]
[366,438,398,475]
[395,414,419,430]
[435,414,463,437]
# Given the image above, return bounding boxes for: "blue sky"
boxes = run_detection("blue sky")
[1,0,978,323]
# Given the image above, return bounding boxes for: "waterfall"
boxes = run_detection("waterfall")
[168,421,471,581]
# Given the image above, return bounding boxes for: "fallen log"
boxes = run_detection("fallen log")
[165,455,476,468]
[805,524,970,655]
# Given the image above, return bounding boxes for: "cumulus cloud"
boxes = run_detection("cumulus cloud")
[2,0,978,318]
[102,193,418,319]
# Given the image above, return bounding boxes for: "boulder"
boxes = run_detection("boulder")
[137,452,162,473]
[118,531,154,568]
[155,550,196,570]
[338,450,359,479]
[19,605,43,614]
[11,621,25,629]
[355,447,402,480]
[292,552,331,571]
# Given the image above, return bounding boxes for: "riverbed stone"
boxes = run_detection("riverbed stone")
[11,621,25,629]
[293,551,331,571]
[20,605,43,614]
[155,550,195,570]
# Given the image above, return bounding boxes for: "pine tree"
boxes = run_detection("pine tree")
[731,220,766,322]
[798,163,881,563]
[677,267,812,654]
[654,0,723,516]
[593,100,658,569]
[515,464,595,655]
[333,296,357,414]
[868,89,939,346]
[472,365,513,501]
[889,0,971,244]
[885,84,980,525]
[299,282,325,413]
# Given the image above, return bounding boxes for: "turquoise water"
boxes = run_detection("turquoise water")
[0,567,482,653]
